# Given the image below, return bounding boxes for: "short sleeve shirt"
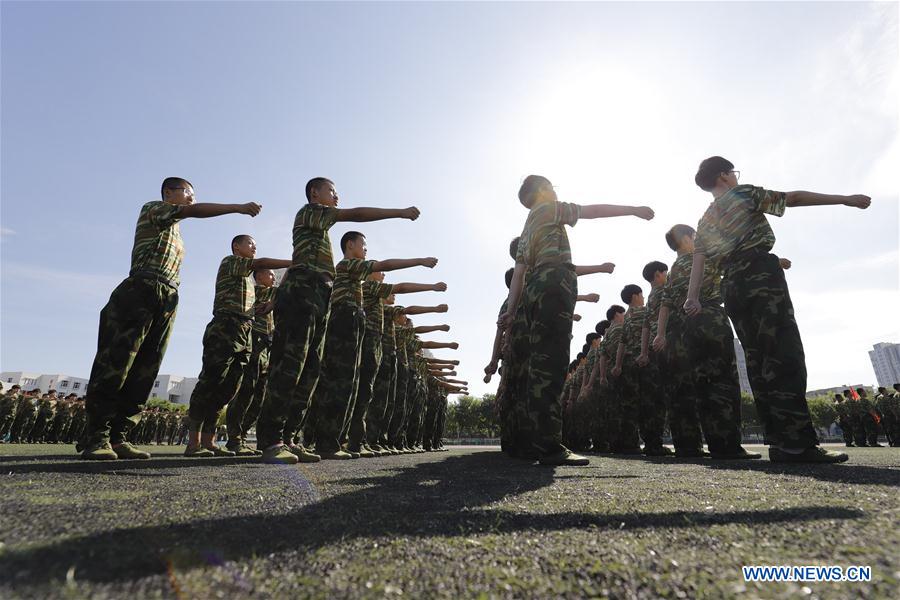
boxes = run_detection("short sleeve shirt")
[515,200,581,268]
[291,204,339,277]
[213,255,255,316]
[661,253,722,311]
[363,281,394,336]
[694,184,786,264]
[645,285,664,338]
[129,201,185,284]
[330,259,376,307]
[602,324,623,363]
[253,285,276,334]
[621,307,647,357]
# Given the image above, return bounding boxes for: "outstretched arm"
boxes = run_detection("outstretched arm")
[579,204,654,220]
[251,258,292,270]
[785,191,870,209]
[426,358,459,366]
[421,341,459,350]
[373,257,437,272]
[414,325,450,334]
[335,206,420,222]
[393,281,447,294]
[180,202,261,219]
[575,264,616,276]
[403,304,448,315]
[577,293,600,303]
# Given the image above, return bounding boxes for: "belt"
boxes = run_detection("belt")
[131,270,178,290]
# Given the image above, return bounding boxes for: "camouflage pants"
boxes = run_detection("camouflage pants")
[608,374,640,451]
[312,303,365,454]
[506,310,531,454]
[434,396,448,448]
[683,304,743,453]
[521,264,577,455]
[83,276,178,445]
[665,315,703,452]
[387,362,409,447]
[723,253,818,449]
[367,351,397,447]
[0,403,16,440]
[407,378,427,446]
[188,313,253,434]
[255,269,331,449]
[838,417,854,445]
[347,333,383,450]
[626,361,665,449]
[592,383,610,451]
[225,329,271,445]
[422,390,439,449]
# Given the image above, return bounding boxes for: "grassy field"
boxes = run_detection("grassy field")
[0,443,898,599]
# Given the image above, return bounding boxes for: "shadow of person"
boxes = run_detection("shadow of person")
[0,450,864,589]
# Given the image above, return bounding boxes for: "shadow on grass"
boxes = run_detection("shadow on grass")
[0,450,865,587]
[0,455,256,473]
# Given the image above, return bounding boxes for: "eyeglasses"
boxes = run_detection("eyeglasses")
[170,187,194,196]
[729,170,741,181]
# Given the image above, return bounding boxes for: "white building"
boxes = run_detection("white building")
[869,342,900,388]
[1,370,196,403]
[0,371,89,395]
[150,374,198,405]
[733,339,752,395]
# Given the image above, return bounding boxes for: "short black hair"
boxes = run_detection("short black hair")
[231,234,253,250]
[340,231,365,253]
[642,261,668,283]
[586,332,599,345]
[581,344,590,355]
[606,305,625,321]
[518,175,551,207]
[695,156,734,191]
[856,387,866,394]
[894,383,900,389]
[842,389,851,395]
[504,267,514,289]
[509,237,520,260]
[253,269,275,282]
[834,394,843,400]
[620,284,643,305]
[305,177,334,202]
[595,319,610,336]
[665,224,696,251]
[576,352,585,361]
[878,387,886,392]
[161,177,192,200]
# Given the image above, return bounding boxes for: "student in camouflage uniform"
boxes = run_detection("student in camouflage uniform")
[855,387,882,447]
[500,175,653,465]
[346,270,448,456]
[597,305,639,454]
[580,320,609,452]
[833,394,855,447]
[80,177,262,460]
[874,388,894,446]
[10,390,40,443]
[636,261,675,451]
[255,177,421,464]
[225,269,277,456]
[687,156,869,463]
[185,236,290,457]
[654,224,761,460]
[614,284,672,456]
[0,385,22,442]
[308,230,438,459]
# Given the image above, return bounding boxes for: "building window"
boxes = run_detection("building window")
[6,378,11,383]
[73,382,81,390]
[61,381,68,388]
[154,381,160,388]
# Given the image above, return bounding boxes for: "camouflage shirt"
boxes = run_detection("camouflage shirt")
[331,259,375,307]
[363,281,394,337]
[129,201,184,284]
[694,184,786,266]
[290,203,339,278]
[662,252,722,310]
[601,323,623,364]
[644,285,664,339]
[213,255,255,317]
[621,306,647,358]
[252,285,276,334]
[395,325,411,366]
[515,199,581,269]
[382,305,401,354]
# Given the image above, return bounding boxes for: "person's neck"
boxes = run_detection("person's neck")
[712,182,736,199]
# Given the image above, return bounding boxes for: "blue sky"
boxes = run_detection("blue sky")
[1,1,897,396]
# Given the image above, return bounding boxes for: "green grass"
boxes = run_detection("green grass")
[0,444,898,599]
